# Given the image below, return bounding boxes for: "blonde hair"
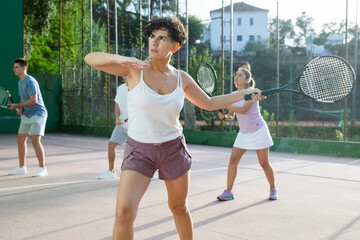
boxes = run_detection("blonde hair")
[238,63,255,88]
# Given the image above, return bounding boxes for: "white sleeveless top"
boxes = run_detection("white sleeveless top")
[127,70,185,143]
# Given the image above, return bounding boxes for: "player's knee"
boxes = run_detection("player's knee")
[259,161,270,169]
[169,202,188,216]
[114,206,137,224]
[229,157,240,166]
[30,137,41,145]
[17,134,28,142]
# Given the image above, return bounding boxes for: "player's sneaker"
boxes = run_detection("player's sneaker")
[33,167,48,177]
[269,188,278,200]
[217,189,234,201]
[8,166,27,175]
[99,170,117,180]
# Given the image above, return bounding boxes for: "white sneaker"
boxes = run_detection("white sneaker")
[151,171,159,180]
[33,167,48,177]
[269,188,278,200]
[8,166,27,175]
[99,170,117,180]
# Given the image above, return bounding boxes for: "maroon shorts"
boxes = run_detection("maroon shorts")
[121,135,192,180]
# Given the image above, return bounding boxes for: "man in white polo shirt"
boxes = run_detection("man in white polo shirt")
[99,81,128,179]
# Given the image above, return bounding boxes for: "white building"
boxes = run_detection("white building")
[210,2,269,51]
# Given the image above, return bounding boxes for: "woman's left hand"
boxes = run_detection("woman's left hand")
[251,93,267,102]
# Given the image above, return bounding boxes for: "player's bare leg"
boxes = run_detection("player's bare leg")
[226,147,247,191]
[30,135,45,167]
[256,148,275,189]
[17,133,29,166]
[165,171,193,239]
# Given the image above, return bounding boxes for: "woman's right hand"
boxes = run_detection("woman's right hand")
[120,57,151,70]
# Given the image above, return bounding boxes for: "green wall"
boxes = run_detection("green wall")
[0,0,23,132]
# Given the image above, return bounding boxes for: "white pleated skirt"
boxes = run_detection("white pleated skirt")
[233,125,274,150]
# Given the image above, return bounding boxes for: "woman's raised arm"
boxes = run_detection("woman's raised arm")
[84,52,149,77]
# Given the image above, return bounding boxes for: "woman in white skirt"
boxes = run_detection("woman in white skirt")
[217,63,278,201]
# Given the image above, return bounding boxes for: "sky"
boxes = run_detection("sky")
[186,0,359,33]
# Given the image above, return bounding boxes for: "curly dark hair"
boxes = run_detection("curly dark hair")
[143,17,187,46]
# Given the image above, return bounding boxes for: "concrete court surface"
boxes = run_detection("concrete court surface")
[0,133,359,240]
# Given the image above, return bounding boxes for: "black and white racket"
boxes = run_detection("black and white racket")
[196,62,217,97]
[196,62,225,116]
[244,55,355,103]
[0,87,14,109]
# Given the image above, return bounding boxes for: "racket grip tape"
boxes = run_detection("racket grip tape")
[244,88,279,101]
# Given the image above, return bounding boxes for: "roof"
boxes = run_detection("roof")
[210,1,269,14]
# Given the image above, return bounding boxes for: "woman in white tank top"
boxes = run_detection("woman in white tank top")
[85,17,265,239]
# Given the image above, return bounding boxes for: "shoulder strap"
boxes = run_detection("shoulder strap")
[177,70,182,89]
[140,70,144,82]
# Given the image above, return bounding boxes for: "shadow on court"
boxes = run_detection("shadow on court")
[1,133,360,240]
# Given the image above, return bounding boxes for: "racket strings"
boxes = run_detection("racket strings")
[197,66,216,94]
[300,57,355,103]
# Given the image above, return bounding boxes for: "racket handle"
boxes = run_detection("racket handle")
[244,88,279,101]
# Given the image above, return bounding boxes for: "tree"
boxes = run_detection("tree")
[24,0,56,36]
[179,15,204,50]
[294,13,314,47]
[269,18,295,46]
[313,21,345,45]
[149,0,177,18]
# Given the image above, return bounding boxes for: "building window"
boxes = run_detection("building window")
[237,35,242,42]
[250,17,254,26]
[249,35,255,41]
[257,35,261,41]
[238,18,242,26]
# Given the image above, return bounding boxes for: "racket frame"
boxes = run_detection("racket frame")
[244,55,356,103]
[0,87,14,109]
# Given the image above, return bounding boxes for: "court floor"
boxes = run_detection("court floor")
[0,133,359,240]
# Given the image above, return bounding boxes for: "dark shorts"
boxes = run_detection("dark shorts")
[121,135,192,180]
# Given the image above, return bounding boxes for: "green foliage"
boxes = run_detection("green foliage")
[268,18,295,46]
[287,110,297,138]
[179,15,204,49]
[259,106,276,136]
[148,0,177,17]
[294,13,314,47]
[24,0,56,36]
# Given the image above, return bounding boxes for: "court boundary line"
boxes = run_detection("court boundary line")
[2,164,359,192]
[0,168,228,192]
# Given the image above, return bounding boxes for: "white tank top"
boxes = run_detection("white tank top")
[127,70,185,143]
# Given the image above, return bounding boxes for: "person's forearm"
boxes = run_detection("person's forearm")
[84,52,127,66]
[114,103,120,121]
[227,105,247,114]
[205,89,252,111]
[15,98,36,108]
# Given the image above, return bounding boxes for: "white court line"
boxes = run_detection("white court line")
[45,135,109,143]
[0,179,102,191]
[0,167,231,192]
[45,135,296,161]
[2,135,353,192]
